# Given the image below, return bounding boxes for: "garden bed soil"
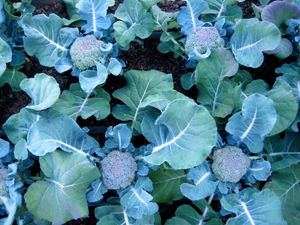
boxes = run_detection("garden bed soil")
[0,1,296,224]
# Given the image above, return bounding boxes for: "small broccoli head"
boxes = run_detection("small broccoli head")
[69,35,103,70]
[211,146,250,183]
[185,27,224,55]
[101,151,138,190]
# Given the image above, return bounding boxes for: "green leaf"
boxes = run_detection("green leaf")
[142,100,217,169]
[25,150,100,224]
[19,13,78,67]
[261,1,300,31]
[27,112,99,156]
[113,0,154,49]
[0,37,12,76]
[112,70,173,133]
[225,94,277,153]
[195,49,239,118]
[266,80,298,136]
[53,83,110,121]
[165,217,190,225]
[180,162,218,201]
[267,164,300,225]
[119,177,158,219]
[3,108,39,144]
[79,63,108,93]
[20,73,60,111]
[0,69,26,91]
[231,18,281,68]
[265,131,300,171]
[149,166,186,204]
[221,188,287,225]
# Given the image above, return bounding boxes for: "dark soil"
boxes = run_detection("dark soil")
[0,85,30,126]
[32,0,68,18]
[158,0,186,12]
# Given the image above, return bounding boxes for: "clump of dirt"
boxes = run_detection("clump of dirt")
[158,0,186,12]
[0,85,30,125]
[32,0,68,18]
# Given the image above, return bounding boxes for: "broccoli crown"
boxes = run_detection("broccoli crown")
[101,151,138,190]
[69,35,103,70]
[211,146,250,183]
[185,27,224,54]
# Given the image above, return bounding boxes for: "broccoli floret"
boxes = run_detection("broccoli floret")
[185,27,224,55]
[101,151,138,190]
[69,35,103,70]
[211,146,250,183]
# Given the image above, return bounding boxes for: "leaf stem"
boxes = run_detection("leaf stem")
[199,194,214,225]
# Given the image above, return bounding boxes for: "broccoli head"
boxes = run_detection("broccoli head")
[69,35,103,70]
[185,27,224,55]
[211,146,250,183]
[101,151,138,190]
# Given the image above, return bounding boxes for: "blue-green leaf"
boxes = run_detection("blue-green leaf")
[25,150,100,224]
[0,37,12,76]
[180,161,218,201]
[221,188,287,225]
[113,0,154,49]
[231,18,281,68]
[27,113,99,156]
[225,94,277,153]
[20,13,78,67]
[76,0,111,33]
[119,177,158,219]
[177,0,209,35]
[142,100,217,169]
[20,73,61,111]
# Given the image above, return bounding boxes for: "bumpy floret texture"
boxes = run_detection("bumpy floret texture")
[212,146,250,183]
[185,27,224,54]
[69,35,103,70]
[101,151,138,190]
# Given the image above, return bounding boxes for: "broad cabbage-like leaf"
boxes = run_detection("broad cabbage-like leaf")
[195,49,239,118]
[245,159,272,183]
[0,0,4,24]
[266,80,298,136]
[112,70,173,133]
[25,150,100,224]
[177,0,209,35]
[20,73,60,111]
[104,124,132,150]
[261,1,300,30]
[267,164,300,225]
[180,161,218,201]
[166,200,222,225]
[53,83,110,121]
[95,198,158,225]
[225,94,277,153]
[0,37,12,76]
[76,0,111,33]
[79,62,108,93]
[20,13,78,67]
[0,69,26,91]
[149,166,186,204]
[27,112,99,156]
[231,18,281,68]
[275,62,300,100]
[113,0,154,49]
[221,188,287,225]
[265,131,300,171]
[142,100,217,169]
[119,177,158,219]
[3,109,39,144]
